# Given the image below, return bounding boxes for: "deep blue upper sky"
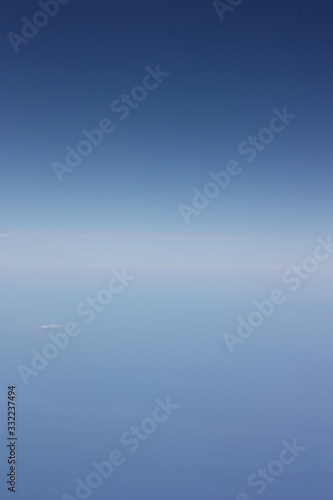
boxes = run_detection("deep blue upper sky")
[1,0,332,267]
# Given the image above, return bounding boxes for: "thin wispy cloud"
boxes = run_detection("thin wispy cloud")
[40,324,62,330]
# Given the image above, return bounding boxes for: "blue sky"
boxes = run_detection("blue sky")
[1,0,332,257]
[1,1,333,499]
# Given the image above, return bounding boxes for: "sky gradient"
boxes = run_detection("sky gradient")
[1,1,333,499]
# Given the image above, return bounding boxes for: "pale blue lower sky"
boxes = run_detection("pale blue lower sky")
[1,268,332,499]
